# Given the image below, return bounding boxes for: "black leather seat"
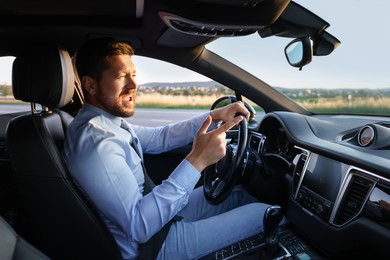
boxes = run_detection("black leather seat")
[6,42,122,259]
[0,216,50,260]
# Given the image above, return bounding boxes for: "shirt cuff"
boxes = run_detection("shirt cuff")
[169,159,201,193]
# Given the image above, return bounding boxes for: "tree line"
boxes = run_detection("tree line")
[0,84,12,96]
[2,82,390,100]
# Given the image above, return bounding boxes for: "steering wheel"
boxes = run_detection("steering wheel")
[203,117,248,205]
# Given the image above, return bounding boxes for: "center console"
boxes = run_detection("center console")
[197,224,325,260]
[199,145,390,259]
[198,205,325,260]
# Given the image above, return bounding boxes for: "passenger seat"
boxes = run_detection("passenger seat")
[0,216,50,260]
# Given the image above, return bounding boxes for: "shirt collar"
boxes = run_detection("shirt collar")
[82,102,124,128]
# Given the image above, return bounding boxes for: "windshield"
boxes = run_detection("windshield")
[206,0,390,115]
[1,0,389,117]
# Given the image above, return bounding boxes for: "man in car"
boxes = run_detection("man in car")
[64,37,273,259]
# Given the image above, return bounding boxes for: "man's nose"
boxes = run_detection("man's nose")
[126,76,137,90]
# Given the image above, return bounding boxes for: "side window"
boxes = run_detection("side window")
[0,55,262,123]
[129,56,235,127]
[0,56,29,115]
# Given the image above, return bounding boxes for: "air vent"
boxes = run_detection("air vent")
[334,174,374,225]
[249,133,265,154]
[341,130,358,141]
[293,153,307,194]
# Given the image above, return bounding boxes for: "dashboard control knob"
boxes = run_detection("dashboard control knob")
[315,204,323,214]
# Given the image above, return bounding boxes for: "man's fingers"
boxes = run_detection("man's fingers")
[216,116,243,133]
[235,111,250,121]
[198,115,212,134]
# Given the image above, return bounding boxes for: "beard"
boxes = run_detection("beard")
[110,100,135,118]
[95,90,136,118]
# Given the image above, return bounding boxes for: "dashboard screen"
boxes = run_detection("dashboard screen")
[302,154,348,202]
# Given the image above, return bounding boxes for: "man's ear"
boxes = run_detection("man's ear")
[82,76,97,96]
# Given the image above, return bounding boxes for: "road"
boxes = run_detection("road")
[127,108,208,127]
[0,104,264,127]
[0,104,208,127]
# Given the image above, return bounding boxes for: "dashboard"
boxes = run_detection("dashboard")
[245,111,390,258]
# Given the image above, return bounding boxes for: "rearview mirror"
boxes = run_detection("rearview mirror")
[284,37,312,70]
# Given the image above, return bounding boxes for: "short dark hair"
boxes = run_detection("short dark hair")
[75,37,134,81]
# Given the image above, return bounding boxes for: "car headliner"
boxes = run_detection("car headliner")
[0,0,337,58]
[0,0,339,113]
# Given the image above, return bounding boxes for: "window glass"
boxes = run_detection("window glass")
[130,55,263,126]
[133,56,234,109]
[0,55,262,124]
[0,56,30,115]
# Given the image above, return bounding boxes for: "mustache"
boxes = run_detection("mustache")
[120,90,136,96]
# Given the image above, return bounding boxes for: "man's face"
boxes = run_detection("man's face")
[92,54,138,117]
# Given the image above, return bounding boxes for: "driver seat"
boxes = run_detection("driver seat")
[5,42,122,259]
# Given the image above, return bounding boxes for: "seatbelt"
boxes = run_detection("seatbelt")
[121,120,174,259]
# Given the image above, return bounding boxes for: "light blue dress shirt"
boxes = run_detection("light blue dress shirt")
[63,103,211,259]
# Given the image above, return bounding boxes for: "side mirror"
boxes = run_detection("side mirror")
[284,37,312,70]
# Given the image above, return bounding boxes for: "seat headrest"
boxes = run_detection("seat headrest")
[12,42,75,108]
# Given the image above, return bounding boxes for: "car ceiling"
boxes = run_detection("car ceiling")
[0,0,143,17]
[0,0,339,62]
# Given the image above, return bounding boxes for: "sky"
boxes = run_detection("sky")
[133,0,390,89]
[1,0,389,90]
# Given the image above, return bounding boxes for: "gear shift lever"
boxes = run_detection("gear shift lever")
[263,205,283,255]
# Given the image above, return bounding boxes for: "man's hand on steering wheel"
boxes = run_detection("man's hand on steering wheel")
[210,101,250,123]
[203,116,248,205]
[185,101,250,205]
[185,114,244,173]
